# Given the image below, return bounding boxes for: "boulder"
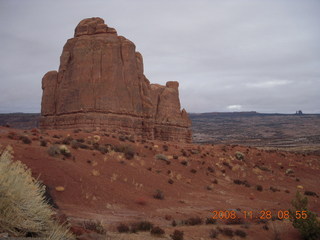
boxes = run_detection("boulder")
[40,17,191,142]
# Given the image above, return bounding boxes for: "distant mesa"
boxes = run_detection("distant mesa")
[40,17,191,142]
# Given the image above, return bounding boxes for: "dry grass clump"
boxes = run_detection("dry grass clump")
[47,144,71,158]
[115,144,135,160]
[0,145,73,239]
[155,154,171,164]
[82,220,106,235]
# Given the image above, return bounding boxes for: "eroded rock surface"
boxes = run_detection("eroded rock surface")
[40,17,191,142]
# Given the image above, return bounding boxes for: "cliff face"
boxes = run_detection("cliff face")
[40,17,191,142]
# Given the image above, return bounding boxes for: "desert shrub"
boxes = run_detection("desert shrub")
[209,229,219,238]
[119,135,126,142]
[131,221,153,232]
[233,179,250,187]
[48,144,61,157]
[117,223,129,233]
[304,191,318,197]
[40,139,48,147]
[0,145,73,239]
[206,218,217,225]
[139,221,153,231]
[185,217,202,226]
[62,136,73,145]
[76,138,85,143]
[59,145,71,158]
[168,179,174,184]
[92,142,100,150]
[42,184,58,209]
[115,144,135,160]
[155,154,170,164]
[7,132,17,139]
[47,145,71,158]
[153,189,164,200]
[256,185,263,191]
[180,160,188,166]
[70,140,80,149]
[82,220,106,235]
[171,230,184,240]
[172,220,177,227]
[212,179,218,184]
[289,191,320,240]
[97,145,108,154]
[190,169,197,174]
[221,227,233,237]
[270,186,281,192]
[20,135,32,144]
[151,226,165,236]
[163,145,169,151]
[226,217,244,225]
[190,149,200,154]
[207,166,214,173]
[79,142,90,149]
[233,179,243,185]
[235,151,245,161]
[235,229,247,238]
[181,150,188,157]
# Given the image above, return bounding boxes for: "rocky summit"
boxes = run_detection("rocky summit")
[40,17,191,142]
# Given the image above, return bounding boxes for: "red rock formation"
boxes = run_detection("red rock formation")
[40,17,191,142]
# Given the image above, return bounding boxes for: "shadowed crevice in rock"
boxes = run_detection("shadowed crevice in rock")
[40,17,191,142]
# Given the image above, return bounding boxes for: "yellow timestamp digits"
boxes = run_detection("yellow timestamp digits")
[212,210,308,220]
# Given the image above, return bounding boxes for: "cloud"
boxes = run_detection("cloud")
[0,0,319,113]
[245,80,292,88]
[227,105,243,111]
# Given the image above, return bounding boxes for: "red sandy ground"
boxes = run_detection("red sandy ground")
[0,126,319,240]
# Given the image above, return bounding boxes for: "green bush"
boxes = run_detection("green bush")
[289,191,320,240]
[0,145,73,239]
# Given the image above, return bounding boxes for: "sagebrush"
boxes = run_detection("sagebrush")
[0,145,73,239]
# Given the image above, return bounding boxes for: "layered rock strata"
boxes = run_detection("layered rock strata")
[40,17,191,142]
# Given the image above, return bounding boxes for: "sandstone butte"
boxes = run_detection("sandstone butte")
[40,17,192,142]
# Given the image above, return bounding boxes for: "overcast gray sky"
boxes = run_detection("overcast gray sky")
[0,0,319,113]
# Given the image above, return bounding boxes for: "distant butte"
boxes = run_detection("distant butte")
[40,17,191,142]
